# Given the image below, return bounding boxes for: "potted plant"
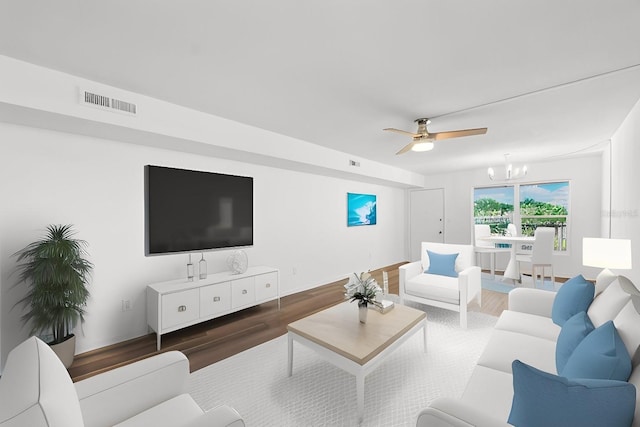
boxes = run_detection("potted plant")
[344,272,382,323]
[13,224,93,368]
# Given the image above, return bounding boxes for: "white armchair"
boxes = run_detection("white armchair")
[0,337,244,427]
[399,242,481,328]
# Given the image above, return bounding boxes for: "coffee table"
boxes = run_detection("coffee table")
[287,301,427,423]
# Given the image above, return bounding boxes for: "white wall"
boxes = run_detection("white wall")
[417,155,603,279]
[0,54,424,189]
[0,122,406,363]
[610,98,640,286]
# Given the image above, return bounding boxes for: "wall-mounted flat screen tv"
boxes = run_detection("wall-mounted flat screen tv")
[145,165,253,255]
[347,192,377,227]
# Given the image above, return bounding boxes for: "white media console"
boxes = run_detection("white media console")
[147,265,279,350]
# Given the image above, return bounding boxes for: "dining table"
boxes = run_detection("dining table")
[483,235,536,282]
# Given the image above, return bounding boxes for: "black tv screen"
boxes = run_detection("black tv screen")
[145,165,253,255]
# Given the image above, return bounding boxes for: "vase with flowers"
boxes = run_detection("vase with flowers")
[344,272,383,323]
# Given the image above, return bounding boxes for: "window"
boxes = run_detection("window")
[474,181,570,252]
[473,186,514,235]
[519,182,569,251]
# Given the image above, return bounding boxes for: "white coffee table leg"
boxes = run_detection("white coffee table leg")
[357,371,365,423]
[287,333,293,377]
[423,320,427,353]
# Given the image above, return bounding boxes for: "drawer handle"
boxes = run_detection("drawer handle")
[178,305,187,312]
[213,296,221,302]
[265,283,271,288]
[242,289,248,295]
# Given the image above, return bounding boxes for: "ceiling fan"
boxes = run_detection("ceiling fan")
[384,118,488,155]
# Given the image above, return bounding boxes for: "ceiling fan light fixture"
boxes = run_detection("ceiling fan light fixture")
[411,141,435,152]
[384,118,487,155]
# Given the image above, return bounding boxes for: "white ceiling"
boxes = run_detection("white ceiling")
[2,1,640,175]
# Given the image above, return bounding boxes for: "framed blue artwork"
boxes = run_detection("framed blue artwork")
[347,193,377,226]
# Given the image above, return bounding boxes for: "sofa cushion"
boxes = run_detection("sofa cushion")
[627,367,640,427]
[552,275,594,326]
[460,365,515,421]
[425,250,458,277]
[508,360,636,427]
[405,273,459,304]
[588,279,631,327]
[614,300,640,361]
[594,268,618,296]
[114,394,204,427]
[494,310,560,342]
[556,311,594,374]
[477,329,556,375]
[561,320,632,381]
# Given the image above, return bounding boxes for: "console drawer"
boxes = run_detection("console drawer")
[255,271,278,301]
[231,277,255,308]
[200,282,232,317]
[162,289,199,329]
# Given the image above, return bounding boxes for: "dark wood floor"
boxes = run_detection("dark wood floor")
[69,263,508,382]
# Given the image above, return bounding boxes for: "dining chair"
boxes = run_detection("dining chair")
[515,227,555,288]
[474,224,510,278]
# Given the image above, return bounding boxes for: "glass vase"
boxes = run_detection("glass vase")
[199,253,207,279]
[358,301,368,323]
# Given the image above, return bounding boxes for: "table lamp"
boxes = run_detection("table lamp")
[583,237,632,293]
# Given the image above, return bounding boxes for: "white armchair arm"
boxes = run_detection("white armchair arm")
[508,287,556,318]
[416,398,510,427]
[399,261,423,300]
[75,351,189,427]
[458,266,481,304]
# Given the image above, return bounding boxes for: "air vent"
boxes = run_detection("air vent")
[80,88,137,115]
[349,159,361,167]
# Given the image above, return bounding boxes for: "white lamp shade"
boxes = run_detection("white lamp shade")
[583,238,632,269]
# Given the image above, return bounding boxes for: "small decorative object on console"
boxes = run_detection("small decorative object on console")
[226,249,248,274]
[199,253,207,279]
[187,254,194,281]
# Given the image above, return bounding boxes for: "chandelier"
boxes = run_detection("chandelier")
[488,154,527,181]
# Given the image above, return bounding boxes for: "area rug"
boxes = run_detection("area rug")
[188,305,497,426]
[481,273,560,294]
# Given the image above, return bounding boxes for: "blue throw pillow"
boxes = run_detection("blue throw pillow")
[425,250,458,278]
[556,311,594,373]
[508,360,636,427]
[551,274,595,326]
[561,320,632,381]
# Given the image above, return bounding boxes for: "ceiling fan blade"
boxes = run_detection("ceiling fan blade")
[384,128,420,138]
[396,141,415,155]
[433,128,488,140]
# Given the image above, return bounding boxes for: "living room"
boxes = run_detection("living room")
[1,2,640,426]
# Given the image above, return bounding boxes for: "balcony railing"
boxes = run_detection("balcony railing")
[475,215,568,251]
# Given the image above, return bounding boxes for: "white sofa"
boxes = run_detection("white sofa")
[400,242,481,328]
[0,336,244,427]
[416,275,640,427]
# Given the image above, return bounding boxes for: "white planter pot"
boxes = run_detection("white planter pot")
[50,334,76,369]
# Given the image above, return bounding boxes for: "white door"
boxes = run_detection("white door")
[410,188,444,261]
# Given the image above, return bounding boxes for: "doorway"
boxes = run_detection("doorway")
[409,188,444,261]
